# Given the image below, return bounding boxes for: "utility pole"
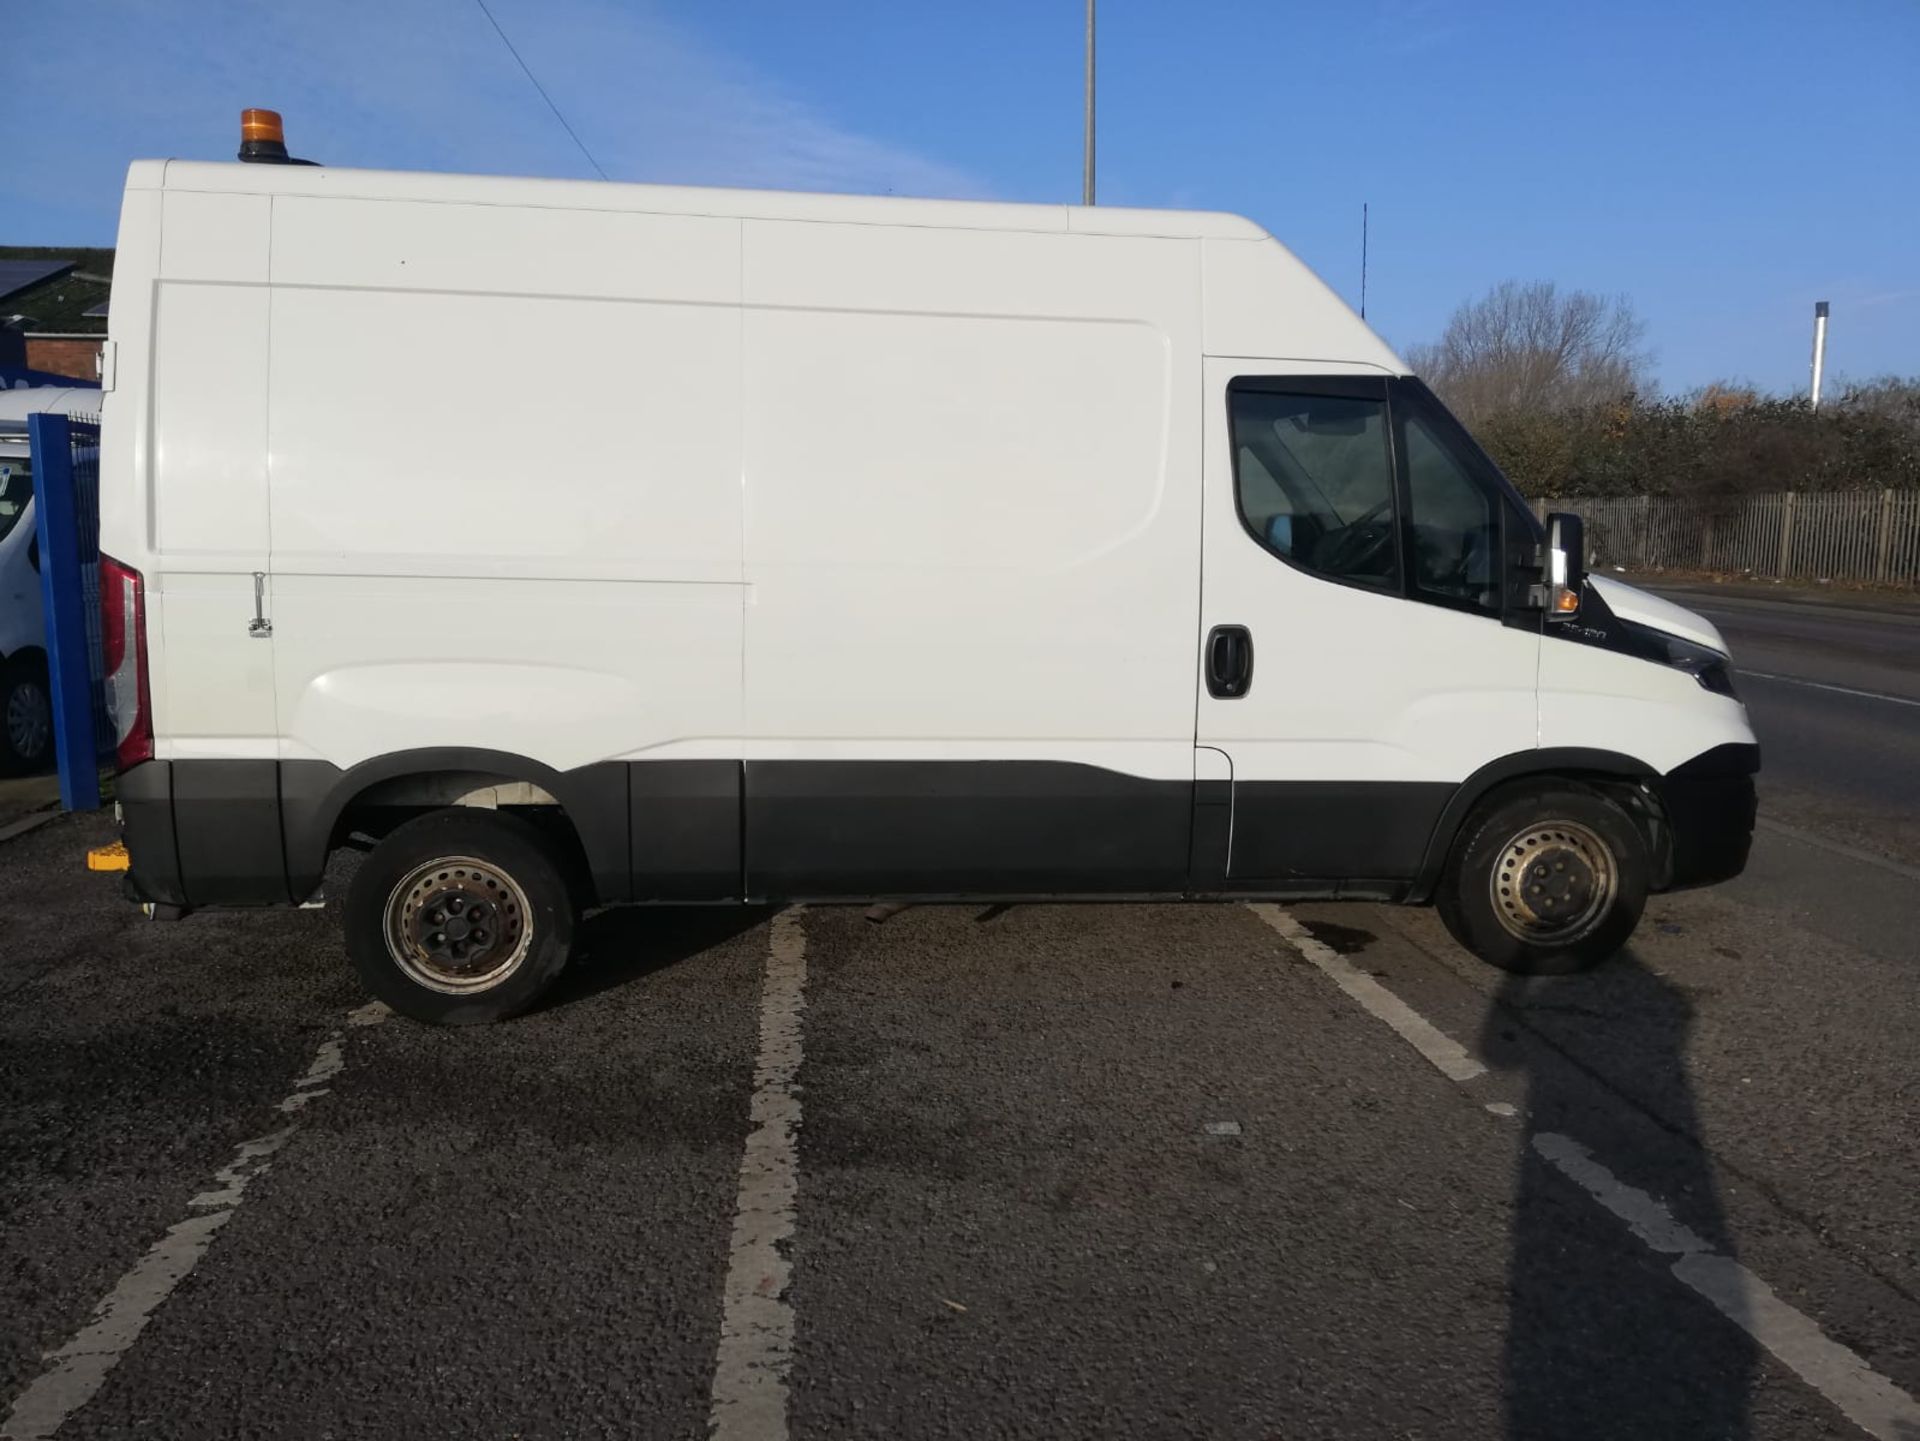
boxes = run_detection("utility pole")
[1809,300,1829,409]
[1083,0,1096,205]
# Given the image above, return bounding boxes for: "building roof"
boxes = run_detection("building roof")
[0,247,114,336]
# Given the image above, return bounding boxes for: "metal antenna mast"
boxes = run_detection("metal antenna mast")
[1361,202,1369,320]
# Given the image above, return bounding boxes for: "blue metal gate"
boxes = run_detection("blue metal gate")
[25,412,105,811]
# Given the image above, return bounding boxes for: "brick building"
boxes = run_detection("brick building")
[0,247,113,381]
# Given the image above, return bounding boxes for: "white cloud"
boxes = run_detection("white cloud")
[274,0,991,198]
[3,0,990,241]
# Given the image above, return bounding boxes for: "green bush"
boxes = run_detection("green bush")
[1464,380,1920,499]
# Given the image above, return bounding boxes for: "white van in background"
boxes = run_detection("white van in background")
[0,386,101,773]
[94,126,1758,1023]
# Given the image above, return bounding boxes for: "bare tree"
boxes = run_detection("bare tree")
[1406,281,1650,425]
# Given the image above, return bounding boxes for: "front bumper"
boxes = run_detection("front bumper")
[1658,742,1760,890]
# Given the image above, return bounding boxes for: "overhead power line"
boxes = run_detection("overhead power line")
[471,0,610,180]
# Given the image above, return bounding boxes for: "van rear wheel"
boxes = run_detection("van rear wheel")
[1436,784,1648,976]
[346,810,576,1024]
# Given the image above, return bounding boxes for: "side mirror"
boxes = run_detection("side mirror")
[1537,512,1584,620]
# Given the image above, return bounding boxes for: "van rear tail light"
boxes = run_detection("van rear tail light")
[99,554,154,770]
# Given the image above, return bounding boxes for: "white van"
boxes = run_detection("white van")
[95,144,1758,1023]
[0,386,102,772]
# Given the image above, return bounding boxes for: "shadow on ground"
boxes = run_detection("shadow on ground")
[1480,946,1757,1440]
[539,903,772,1011]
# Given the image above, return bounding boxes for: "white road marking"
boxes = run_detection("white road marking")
[1740,670,1920,708]
[708,909,808,1441]
[1535,1133,1920,1441]
[0,1004,387,1441]
[1256,902,1920,1440]
[1756,817,1920,883]
[1249,904,1486,1082]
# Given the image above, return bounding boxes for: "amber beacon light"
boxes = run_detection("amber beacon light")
[237,108,318,166]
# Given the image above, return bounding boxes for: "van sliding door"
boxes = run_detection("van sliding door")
[734,221,1204,900]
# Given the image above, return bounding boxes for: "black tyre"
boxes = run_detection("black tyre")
[1435,784,1649,976]
[1,655,52,775]
[345,809,576,1024]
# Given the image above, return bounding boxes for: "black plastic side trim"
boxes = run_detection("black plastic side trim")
[1406,747,1659,903]
[116,759,187,906]
[1226,781,1453,885]
[630,760,742,901]
[744,760,1192,899]
[1187,772,1233,890]
[172,760,286,906]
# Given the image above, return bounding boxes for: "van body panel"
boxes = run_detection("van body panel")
[1539,633,1757,775]
[268,194,740,304]
[263,194,746,774]
[147,161,1265,240]
[740,221,1199,765]
[1201,240,1405,371]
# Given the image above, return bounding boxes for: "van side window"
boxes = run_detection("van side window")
[1228,388,1400,592]
[1402,410,1500,612]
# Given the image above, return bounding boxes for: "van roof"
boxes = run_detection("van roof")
[130,160,1273,243]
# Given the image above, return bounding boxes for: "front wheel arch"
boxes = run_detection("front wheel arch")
[1408,748,1666,904]
[1435,781,1652,975]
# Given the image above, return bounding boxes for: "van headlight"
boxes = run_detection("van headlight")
[1661,638,1737,698]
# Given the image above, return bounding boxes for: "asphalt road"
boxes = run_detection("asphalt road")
[3,585,1919,1441]
[1652,584,1920,872]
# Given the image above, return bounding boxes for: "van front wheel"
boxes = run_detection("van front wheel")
[1436,785,1648,976]
[346,810,576,1024]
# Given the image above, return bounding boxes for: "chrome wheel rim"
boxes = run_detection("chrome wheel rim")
[384,856,532,994]
[1489,820,1617,944]
[6,679,50,760]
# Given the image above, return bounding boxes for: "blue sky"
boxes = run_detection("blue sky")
[6,0,1914,393]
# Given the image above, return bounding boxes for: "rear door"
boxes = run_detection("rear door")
[1193,361,1539,892]
[149,190,286,903]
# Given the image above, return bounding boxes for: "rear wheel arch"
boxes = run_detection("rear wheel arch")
[1409,748,1664,903]
[284,748,625,906]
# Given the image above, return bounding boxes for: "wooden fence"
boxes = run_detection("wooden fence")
[1531,491,1920,588]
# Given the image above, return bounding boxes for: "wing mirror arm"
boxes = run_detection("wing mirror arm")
[1531,512,1585,620]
